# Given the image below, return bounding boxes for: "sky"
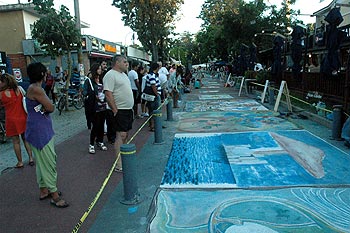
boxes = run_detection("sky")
[0,0,333,44]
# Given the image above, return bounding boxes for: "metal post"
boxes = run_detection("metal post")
[166,98,173,121]
[153,109,164,144]
[332,105,343,140]
[119,144,142,205]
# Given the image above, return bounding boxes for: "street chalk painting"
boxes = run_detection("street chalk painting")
[161,130,350,187]
[198,90,219,93]
[175,111,298,132]
[199,94,233,100]
[149,188,350,232]
[185,100,268,112]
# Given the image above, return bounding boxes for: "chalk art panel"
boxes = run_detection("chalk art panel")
[185,100,268,112]
[176,111,298,132]
[199,94,233,100]
[149,188,350,232]
[161,130,350,187]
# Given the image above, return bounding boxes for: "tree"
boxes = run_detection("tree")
[30,0,81,87]
[112,0,184,62]
[196,0,301,62]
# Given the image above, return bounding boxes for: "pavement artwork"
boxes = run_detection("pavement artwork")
[198,94,233,100]
[161,130,350,187]
[151,130,350,232]
[175,111,299,132]
[198,90,219,93]
[184,100,268,112]
[150,188,350,232]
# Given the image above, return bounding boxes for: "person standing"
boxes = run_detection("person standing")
[25,62,68,208]
[137,66,149,117]
[44,69,54,102]
[103,55,134,172]
[83,72,94,130]
[145,62,161,131]
[86,63,108,154]
[128,62,140,118]
[0,73,34,168]
[52,66,63,104]
[101,60,116,145]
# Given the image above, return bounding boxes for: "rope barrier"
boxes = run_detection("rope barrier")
[249,81,349,117]
[72,97,168,233]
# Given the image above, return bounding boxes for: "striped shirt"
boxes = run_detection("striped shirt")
[146,73,161,95]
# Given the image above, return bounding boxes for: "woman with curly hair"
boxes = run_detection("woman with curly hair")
[25,62,68,208]
[0,73,34,168]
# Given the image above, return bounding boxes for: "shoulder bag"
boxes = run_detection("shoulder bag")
[141,75,156,101]
[18,86,27,113]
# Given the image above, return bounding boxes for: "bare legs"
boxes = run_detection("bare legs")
[115,131,128,170]
[12,133,34,167]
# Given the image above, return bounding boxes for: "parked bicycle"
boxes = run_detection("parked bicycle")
[57,85,84,115]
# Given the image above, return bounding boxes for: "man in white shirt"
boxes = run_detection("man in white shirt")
[128,62,140,118]
[157,61,169,101]
[103,55,133,172]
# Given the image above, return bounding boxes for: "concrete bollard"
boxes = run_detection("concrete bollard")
[153,109,164,144]
[331,105,343,140]
[166,98,173,121]
[119,144,142,205]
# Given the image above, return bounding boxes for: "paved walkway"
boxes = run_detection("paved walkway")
[0,75,348,233]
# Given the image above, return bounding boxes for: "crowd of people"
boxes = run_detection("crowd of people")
[0,55,349,210]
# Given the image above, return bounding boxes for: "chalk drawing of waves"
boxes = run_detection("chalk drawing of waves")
[291,188,350,232]
[208,192,350,233]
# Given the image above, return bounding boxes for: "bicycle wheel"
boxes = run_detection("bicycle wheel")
[73,94,84,109]
[57,96,66,115]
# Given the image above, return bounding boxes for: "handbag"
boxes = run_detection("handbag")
[18,86,27,113]
[141,93,155,102]
[142,75,156,101]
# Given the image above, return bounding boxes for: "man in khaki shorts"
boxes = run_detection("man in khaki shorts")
[103,55,134,172]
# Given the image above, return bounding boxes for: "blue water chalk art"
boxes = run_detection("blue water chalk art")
[161,130,350,188]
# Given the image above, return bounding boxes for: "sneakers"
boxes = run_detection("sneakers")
[142,112,149,117]
[89,145,95,154]
[96,142,107,151]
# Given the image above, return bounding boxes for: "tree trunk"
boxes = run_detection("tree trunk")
[152,44,158,62]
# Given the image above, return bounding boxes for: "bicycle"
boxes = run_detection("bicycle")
[57,86,84,115]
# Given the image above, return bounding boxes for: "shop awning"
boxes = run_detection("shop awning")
[89,52,114,59]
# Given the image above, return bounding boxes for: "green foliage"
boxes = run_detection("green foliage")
[195,0,302,62]
[112,0,184,61]
[30,0,81,58]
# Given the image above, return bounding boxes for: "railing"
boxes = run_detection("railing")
[278,71,349,114]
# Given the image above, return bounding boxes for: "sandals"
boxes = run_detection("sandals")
[40,191,62,201]
[15,163,24,169]
[114,167,123,173]
[50,197,69,208]
[29,160,35,166]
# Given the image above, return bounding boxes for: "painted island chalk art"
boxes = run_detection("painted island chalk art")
[185,100,268,112]
[198,94,233,100]
[149,188,350,232]
[161,130,350,188]
[175,111,298,132]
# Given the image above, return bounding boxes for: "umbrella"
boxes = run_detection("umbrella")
[291,25,304,80]
[237,45,248,75]
[321,8,346,77]
[248,43,257,70]
[271,35,284,81]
